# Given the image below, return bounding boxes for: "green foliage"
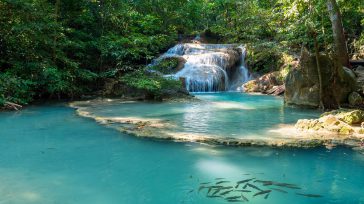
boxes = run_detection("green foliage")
[0,73,34,105]
[0,0,363,106]
[246,42,285,73]
[149,57,180,74]
[121,70,182,99]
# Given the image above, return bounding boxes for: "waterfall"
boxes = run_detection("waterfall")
[229,46,252,91]
[153,43,251,92]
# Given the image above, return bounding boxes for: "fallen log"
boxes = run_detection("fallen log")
[4,101,22,111]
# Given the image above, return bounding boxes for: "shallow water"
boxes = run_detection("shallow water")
[77,92,319,140]
[1,94,364,203]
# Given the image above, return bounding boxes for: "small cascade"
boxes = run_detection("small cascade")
[229,46,252,91]
[153,43,251,92]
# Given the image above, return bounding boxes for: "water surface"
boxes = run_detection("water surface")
[76,92,319,140]
[0,95,364,203]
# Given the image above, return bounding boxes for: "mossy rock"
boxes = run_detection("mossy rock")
[338,124,355,134]
[322,109,364,125]
[357,128,364,134]
[348,92,363,106]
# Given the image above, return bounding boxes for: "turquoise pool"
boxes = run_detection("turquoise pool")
[0,93,363,203]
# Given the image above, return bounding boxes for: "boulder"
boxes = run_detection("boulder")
[322,109,364,125]
[295,115,355,135]
[348,92,363,106]
[243,71,281,93]
[285,50,356,108]
[354,65,364,91]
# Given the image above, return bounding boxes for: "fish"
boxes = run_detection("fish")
[200,182,211,185]
[237,178,255,184]
[241,194,249,202]
[273,182,300,189]
[220,186,233,190]
[215,178,225,180]
[207,195,221,198]
[270,188,288,193]
[212,189,222,195]
[254,180,270,183]
[207,188,212,195]
[254,180,274,186]
[188,189,194,193]
[235,178,255,188]
[220,190,233,196]
[264,193,270,199]
[235,190,251,193]
[247,183,262,191]
[209,185,224,189]
[253,190,272,197]
[242,183,249,189]
[296,193,323,198]
[226,196,241,200]
[216,181,230,184]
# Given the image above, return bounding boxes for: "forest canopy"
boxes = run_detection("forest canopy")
[0,0,363,105]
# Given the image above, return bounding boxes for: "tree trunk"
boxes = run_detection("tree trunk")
[326,0,350,67]
[313,33,325,110]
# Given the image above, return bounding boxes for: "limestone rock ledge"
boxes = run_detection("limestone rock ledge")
[296,109,364,138]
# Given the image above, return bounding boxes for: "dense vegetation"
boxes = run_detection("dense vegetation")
[0,0,363,106]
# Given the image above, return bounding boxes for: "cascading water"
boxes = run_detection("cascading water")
[229,46,252,91]
[153,43,251,92]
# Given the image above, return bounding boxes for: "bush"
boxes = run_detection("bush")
[149,57,180,74]
[0,73,35,105]
[120,69,182,99]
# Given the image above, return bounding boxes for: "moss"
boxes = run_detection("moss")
[357,128,364,134]
[339,125,354,135]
